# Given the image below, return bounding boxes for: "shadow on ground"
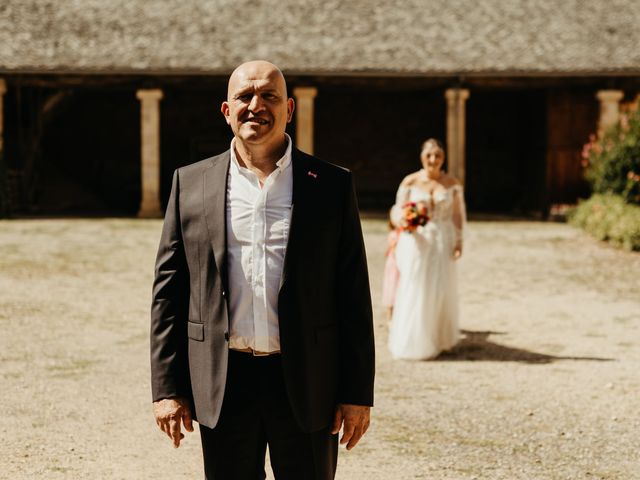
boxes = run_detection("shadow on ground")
[435,330,614,364]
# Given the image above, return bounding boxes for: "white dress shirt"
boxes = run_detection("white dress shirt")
[226,134,293,354]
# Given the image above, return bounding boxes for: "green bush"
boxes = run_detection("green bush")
[582,108,640,205]
[569,194,640,251]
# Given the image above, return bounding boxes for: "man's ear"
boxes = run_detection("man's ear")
[221,101,231,125]
[286,98,295,123]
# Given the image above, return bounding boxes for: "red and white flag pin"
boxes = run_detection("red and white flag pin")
[307,171,318,179]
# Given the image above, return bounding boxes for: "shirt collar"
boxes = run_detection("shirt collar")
[229,133,293,174]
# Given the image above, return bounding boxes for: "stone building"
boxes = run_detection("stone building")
[1,0,639,216]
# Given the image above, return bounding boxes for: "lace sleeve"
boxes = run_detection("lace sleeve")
[390,185,410,227]
[451,185,466,246]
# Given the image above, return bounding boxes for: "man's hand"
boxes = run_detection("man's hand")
[153,397,194,448]
[331,404,371,450]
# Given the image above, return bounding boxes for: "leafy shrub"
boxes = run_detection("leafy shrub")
[581,107,640,205]
[569,194,640,251]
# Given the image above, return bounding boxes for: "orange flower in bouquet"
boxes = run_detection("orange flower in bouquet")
[400,202,429,233]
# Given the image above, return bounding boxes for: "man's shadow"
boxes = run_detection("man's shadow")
[435,330,613,364]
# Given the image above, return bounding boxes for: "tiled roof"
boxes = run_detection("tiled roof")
[1,0,639,75]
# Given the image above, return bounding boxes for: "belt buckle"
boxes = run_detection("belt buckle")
[252,349,270,357]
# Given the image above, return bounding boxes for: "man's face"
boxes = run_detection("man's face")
[221,62,294,148]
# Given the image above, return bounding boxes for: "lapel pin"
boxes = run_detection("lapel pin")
[307,171,318,179]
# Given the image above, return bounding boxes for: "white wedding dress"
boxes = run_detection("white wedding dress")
[388,183,466,360]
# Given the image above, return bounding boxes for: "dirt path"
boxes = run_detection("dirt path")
[1,219,639,479]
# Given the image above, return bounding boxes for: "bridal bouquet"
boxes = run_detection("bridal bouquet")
[400,202,429,233]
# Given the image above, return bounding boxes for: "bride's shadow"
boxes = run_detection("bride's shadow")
[435,330,613,364]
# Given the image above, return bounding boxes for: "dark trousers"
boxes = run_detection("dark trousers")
[199,350,338,480]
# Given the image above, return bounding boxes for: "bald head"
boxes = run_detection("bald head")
[227,60,288,100]
[221,60,294,154]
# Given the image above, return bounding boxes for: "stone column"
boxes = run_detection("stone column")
[136,88,163,218]
[596,90,624,134]
[293,87,317,155]
[445,88,470,184]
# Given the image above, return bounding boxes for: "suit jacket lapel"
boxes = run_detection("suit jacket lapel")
[203,151,230,279]
[280,148,312,291]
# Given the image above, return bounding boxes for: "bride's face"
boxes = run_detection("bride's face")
[420,144,445,173]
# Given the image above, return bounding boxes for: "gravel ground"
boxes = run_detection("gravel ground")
[1,218,639,480]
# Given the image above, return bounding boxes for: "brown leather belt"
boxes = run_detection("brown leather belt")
[230,347,281,357]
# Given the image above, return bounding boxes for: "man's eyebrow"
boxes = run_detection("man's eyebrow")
[233,87,253,98]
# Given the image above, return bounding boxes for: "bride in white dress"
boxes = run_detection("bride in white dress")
[388,139,466,360]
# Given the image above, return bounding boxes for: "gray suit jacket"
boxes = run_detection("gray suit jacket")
[150,147,375,432]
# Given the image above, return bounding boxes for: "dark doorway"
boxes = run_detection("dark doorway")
[545,89,598,208]
[315,86,445,209]
[159,86,229,207]
[465,90,547,214]
[37,88,140,214]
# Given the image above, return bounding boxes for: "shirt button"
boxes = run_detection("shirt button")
[222,290,227,297]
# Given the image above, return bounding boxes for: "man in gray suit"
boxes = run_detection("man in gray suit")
[150,60,375,479]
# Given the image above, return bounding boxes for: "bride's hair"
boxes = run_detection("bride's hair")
[421,138,445,152]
